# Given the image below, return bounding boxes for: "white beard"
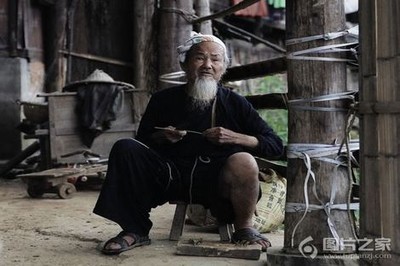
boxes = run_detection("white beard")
[186,78,217,110]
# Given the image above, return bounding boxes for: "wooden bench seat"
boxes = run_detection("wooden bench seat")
[169,201,234,242]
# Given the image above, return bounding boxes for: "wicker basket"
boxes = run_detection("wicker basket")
[21,101,49,124]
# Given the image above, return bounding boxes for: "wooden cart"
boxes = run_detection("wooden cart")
[18,164,107,199]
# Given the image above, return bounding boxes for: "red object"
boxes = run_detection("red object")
[232,0,268,17]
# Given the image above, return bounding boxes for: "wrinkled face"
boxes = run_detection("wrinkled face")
[182,42,226,85]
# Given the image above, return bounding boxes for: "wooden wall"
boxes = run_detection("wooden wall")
[359,0,400,265]
[67,0,134,85]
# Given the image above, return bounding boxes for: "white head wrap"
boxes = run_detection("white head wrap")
[177,31,227,63]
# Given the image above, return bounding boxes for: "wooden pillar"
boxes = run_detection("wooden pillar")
[133,0,157,92]
[359,0,400,265]
[194,0,212,34]
[158,0,193,90]
[132,0,156,122]
[42,0,67,92]
[8,0,18,57]
[284,0,356,256]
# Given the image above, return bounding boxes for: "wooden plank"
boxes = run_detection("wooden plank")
[18,167,84,178]
[17,164,106,180]
[176,240,261,260]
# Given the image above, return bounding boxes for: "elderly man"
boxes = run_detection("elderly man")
[94,32,283,255]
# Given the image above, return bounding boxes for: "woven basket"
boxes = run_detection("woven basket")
[186,169,286,233]
[21,101,49,124]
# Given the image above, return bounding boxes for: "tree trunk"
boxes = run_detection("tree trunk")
[158,0,193,90]
[284,0,356,255]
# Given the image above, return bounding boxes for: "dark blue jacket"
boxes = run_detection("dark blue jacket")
[136,84,283,159]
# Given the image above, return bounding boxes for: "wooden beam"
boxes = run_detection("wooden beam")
[213,19,286,53]
[245,93,287,110]
[59,50,133,67]
[223,56,287,82]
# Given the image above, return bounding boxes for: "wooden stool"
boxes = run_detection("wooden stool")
[169,201,234,242]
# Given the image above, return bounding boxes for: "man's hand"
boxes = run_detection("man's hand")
[203,127,259,149]
[152,126,187,144]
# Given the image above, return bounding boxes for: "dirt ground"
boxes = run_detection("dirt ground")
[0,178,284,266]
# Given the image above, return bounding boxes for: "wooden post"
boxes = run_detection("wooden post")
[8,0,18,57]
[42,0,67,92]
[132,0,156,122]
[194,0,212,34]
[359,0,400,265]
[158,0,193,90]
[284,0,356,256]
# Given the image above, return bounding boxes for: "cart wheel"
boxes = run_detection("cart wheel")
[57,183,76,199]
[27,186,45,198]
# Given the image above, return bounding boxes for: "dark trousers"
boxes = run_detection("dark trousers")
[93,138,230,236]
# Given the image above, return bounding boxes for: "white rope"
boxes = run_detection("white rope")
[159,71,187,85]
[289,91,356,104]
[286,26,359,46]
[288,91,356,112]
[289,152,319,247]
[287,142,359,161]
[286,202,359,212]
[286,141,359,248]
[286,42,358,62]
